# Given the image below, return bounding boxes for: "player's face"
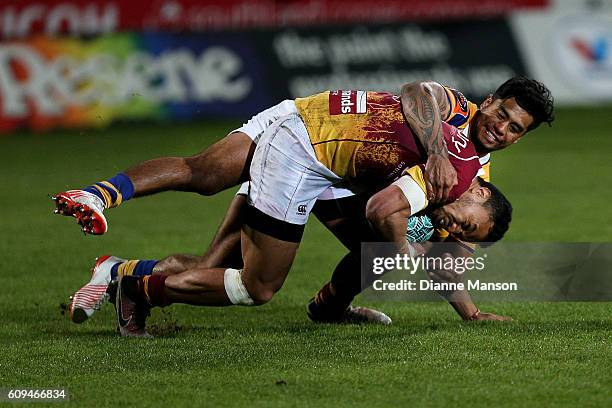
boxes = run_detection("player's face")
[430,185,493,242]
[473,97,534,152]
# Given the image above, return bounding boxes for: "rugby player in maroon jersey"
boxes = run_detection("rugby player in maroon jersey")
[53,78,553,330]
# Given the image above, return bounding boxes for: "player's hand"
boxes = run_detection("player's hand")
[472,311,513,321]
[427,268,460,285]
[424,153,457,203]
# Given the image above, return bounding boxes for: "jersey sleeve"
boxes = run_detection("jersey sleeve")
[395,165,430,214]
[477,155,491,182]
[441,85,478,129]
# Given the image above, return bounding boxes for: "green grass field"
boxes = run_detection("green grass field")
[1,108,610,407]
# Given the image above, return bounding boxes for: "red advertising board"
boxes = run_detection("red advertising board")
[0,0,549,38]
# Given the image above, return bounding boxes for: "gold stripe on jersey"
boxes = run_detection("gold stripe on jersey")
[480,162,491,182]
[402,165,430,211]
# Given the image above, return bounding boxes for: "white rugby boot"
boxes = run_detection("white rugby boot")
[52,190,108,235]
[69,255,124,323]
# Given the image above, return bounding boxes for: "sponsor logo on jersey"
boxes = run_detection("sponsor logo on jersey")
[297,204,307,215]
[329,90,367,115]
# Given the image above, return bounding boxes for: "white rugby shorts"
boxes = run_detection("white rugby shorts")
[231,99,297,143]
[233,100,354,200]
[248,114,343,225]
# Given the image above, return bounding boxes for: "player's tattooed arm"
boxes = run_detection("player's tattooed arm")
[400,81,457,203]
[400,82,451,155]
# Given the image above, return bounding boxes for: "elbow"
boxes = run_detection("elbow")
[402,81,428,93]
[366,187,412,232]
[366,194,399,230]
[365,196,386,229]
[401,81,421,97]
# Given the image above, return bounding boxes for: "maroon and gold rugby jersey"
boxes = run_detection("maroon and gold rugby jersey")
[295,90,480,202]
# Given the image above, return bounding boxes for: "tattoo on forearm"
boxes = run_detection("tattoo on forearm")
[403,85,447,156]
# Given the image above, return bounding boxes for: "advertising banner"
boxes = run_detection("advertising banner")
[0,19,527,133]
[261,19,526,102]
[0,0,549,38]
[511,0,612,104]
[0,33,273,133]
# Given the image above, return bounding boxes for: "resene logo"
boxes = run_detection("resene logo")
[552,15,612,98]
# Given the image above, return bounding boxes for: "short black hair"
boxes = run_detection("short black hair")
[493,77,555,132]
[476,177,512,246]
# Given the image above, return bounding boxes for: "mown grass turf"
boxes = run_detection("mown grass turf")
[0,108,610,407]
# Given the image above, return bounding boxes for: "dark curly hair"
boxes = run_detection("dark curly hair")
[493,77,555,132]
[476,177,513,246]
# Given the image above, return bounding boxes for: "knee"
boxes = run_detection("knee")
[243,270,285,305]
[184,154,221,196]
[224,268,279,306]
[244,281,276,305]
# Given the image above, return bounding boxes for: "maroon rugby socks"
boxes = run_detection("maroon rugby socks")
[141,275,170,307]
